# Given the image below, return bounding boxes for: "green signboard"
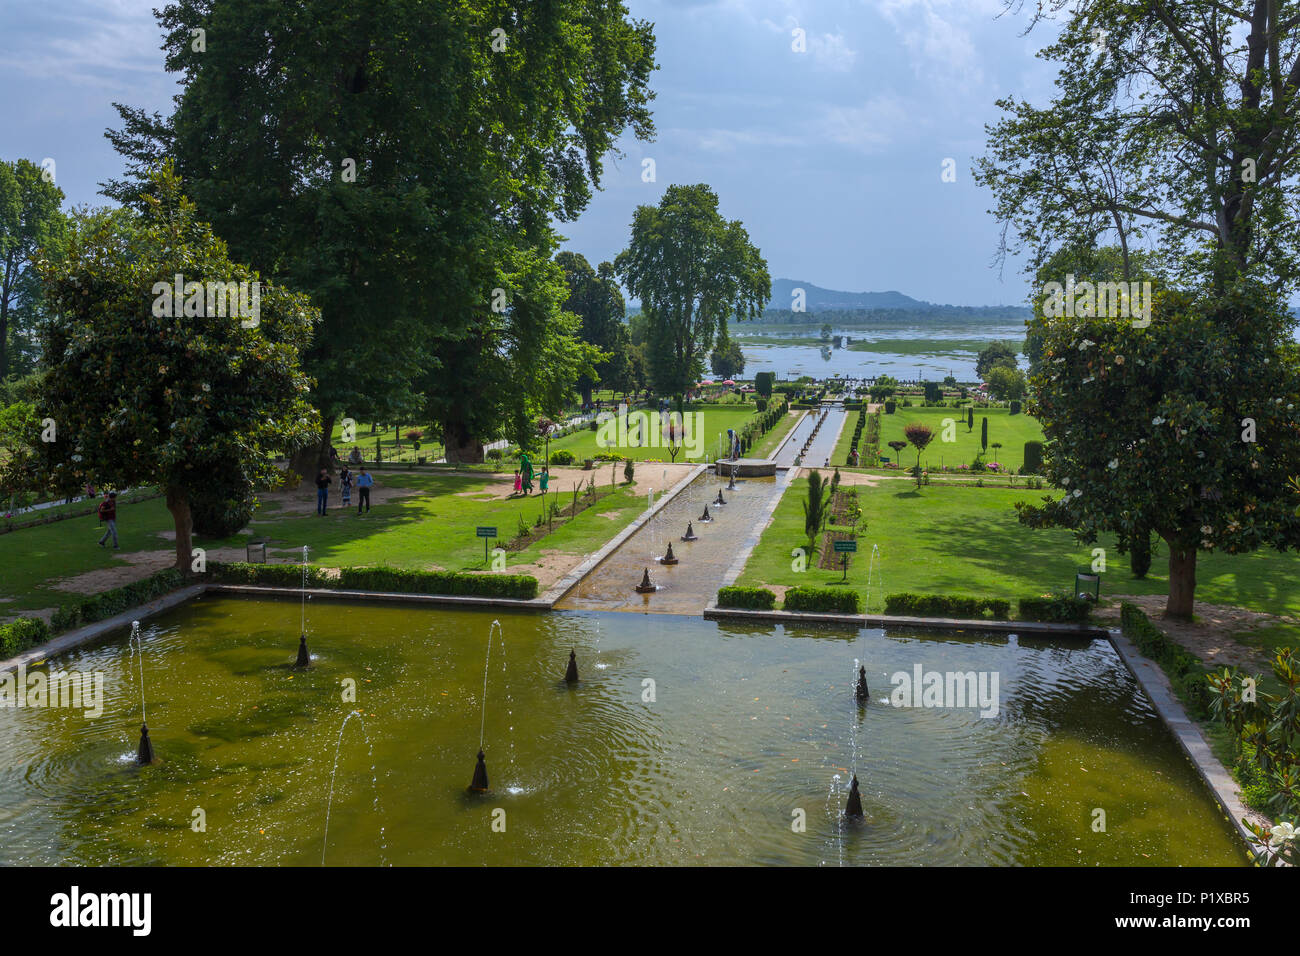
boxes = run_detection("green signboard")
[833,539,858,553]
[476,526,498,538]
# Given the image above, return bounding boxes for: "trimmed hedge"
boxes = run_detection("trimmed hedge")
[1023,440,1043,475]
[884,593,1011,619]
[1120,602,1213,718]
[51,568,188,633]
[549,450,575,465]
[208,561,539,599]
[716,586,777,610]
[783,586,861,614]
[0,617,50,657]
[1018,595,1091,623]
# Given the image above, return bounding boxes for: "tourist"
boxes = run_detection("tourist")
[356,467,374,514]
[348,446,363,465]
[513,470,523,495]
[97,491,119,548]
[339,466,353,507]
[315,468,332,515]
[539,467,549,493]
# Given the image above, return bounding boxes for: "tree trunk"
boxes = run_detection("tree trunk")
[1164,537,1197,620]
[442,418,484,463]
[289,414,336,480]
[580,381,593,407]
[166,487,193,573]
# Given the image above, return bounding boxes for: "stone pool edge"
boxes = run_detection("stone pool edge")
[1106,626,1276,865]
[702,605,1108,637]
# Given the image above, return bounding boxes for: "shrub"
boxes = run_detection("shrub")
[1019,594,1092,623]
[549,450,575,465]
[1122,603,1213,719]
[884,401,896,414]
[623,458,635,483]
[756,397,768,413]
[338,566,539,599]
[1009,400,1021,415]
[884,593,1010,619]
[0,617,50,657]
[487,448,504,461]
[783,587,861,614]
[1023,440,1043,475]
[716,586,777,610]
[50,568,189,634]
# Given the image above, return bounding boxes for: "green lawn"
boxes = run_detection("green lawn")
[544,401,763,463]
[737,480,1300,632]
[0,471,647,614]
[878,406,1044,472]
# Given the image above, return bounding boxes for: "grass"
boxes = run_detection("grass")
[542,401,764,463]
[736,479,1300,633]
[750,409,801,458]
[0,471,649,614]
[878,405,1045,472]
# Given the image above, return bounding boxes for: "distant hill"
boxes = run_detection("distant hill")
[771,279,928,312]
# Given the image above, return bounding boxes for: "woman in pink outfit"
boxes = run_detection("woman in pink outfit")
[513,470,523,494]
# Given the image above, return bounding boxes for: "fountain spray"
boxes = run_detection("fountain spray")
[296,545,311,668]
[129,621,154,765]
[470,620,503,793]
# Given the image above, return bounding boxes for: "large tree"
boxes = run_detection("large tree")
[0,159,66,379]
[103,0,656,465]
[976,0,1300,300]
[1017,285,1300,619]
[614,184,769,409]
[556,251,628,406]
[19,166,318,570]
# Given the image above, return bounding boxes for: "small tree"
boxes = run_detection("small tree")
[623,457,634,484]
[991,441,1003,464]
[887,440,907,464]
[755,371,774,398]
[966,406,974,432]
[903,422,934,489]
[980,417,988,453]
[802,469,831,551]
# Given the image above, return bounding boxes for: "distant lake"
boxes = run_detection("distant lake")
[732,320,1028,382]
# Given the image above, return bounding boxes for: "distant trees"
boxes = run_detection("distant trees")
[709,335,746,379]
[975,341,1019,379]
[869,375,898,402]
[986,366,1027,402]
[615,184,769,410]
[557,251,628,406]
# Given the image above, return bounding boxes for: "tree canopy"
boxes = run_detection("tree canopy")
[104,0,657,464]
[0,159,66,380]
[615,184,768,406]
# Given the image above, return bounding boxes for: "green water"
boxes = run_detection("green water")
[0,596,1248,865]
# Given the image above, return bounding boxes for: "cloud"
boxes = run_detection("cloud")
[872,0,995,84]
[0,1,166,90]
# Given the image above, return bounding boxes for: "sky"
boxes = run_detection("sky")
[0,0,1064,307]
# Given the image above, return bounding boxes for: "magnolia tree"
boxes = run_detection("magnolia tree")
[26,166,318,570]
[1017,286,1300,619]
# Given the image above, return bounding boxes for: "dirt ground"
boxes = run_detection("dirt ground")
[1094,595,1292,672]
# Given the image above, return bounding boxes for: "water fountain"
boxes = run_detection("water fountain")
[321,710,387,865]
[634,568,657,593]
[845,776,864,818]
[660,542,679,565]
[713,489,726,506]
[864,544,884,615]
[295,545,311,668]
[681,522,698,542]
[699,505,712,523]
[855,665,870,703]
[564,649,578,684]
[128,621,154,765]
[469,620,503,794]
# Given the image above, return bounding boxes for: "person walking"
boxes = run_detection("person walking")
[315,468,332,515]
[340,466,353,507]
[356,467,374,514]
[513,470,522,495]
[97,491,119,548]
[539,468,549,493]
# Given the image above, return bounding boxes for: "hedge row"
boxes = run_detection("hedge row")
[716,586,777,610]
[50,568,188,633]
[884,593,1011,619]
[783,586,862,614]
[1018,595,1092,623]
[1120,602,1213,718]
[208,561,539,599]
[0,617,50,657]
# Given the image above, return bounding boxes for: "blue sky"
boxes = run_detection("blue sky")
[0,0,1061,307]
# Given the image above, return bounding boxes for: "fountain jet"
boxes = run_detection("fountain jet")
[565,649,578,684]
[699,505,712,522]
[681,522,698,542]
[635,567,657,593]
[714,489,726,506]
[295,633,310,669]
[469,750,490,793]
[727,470,737,490]
[855,666,870,703]
[661,542,679,565]
[137,723,154,765]
[845,775,863,818]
